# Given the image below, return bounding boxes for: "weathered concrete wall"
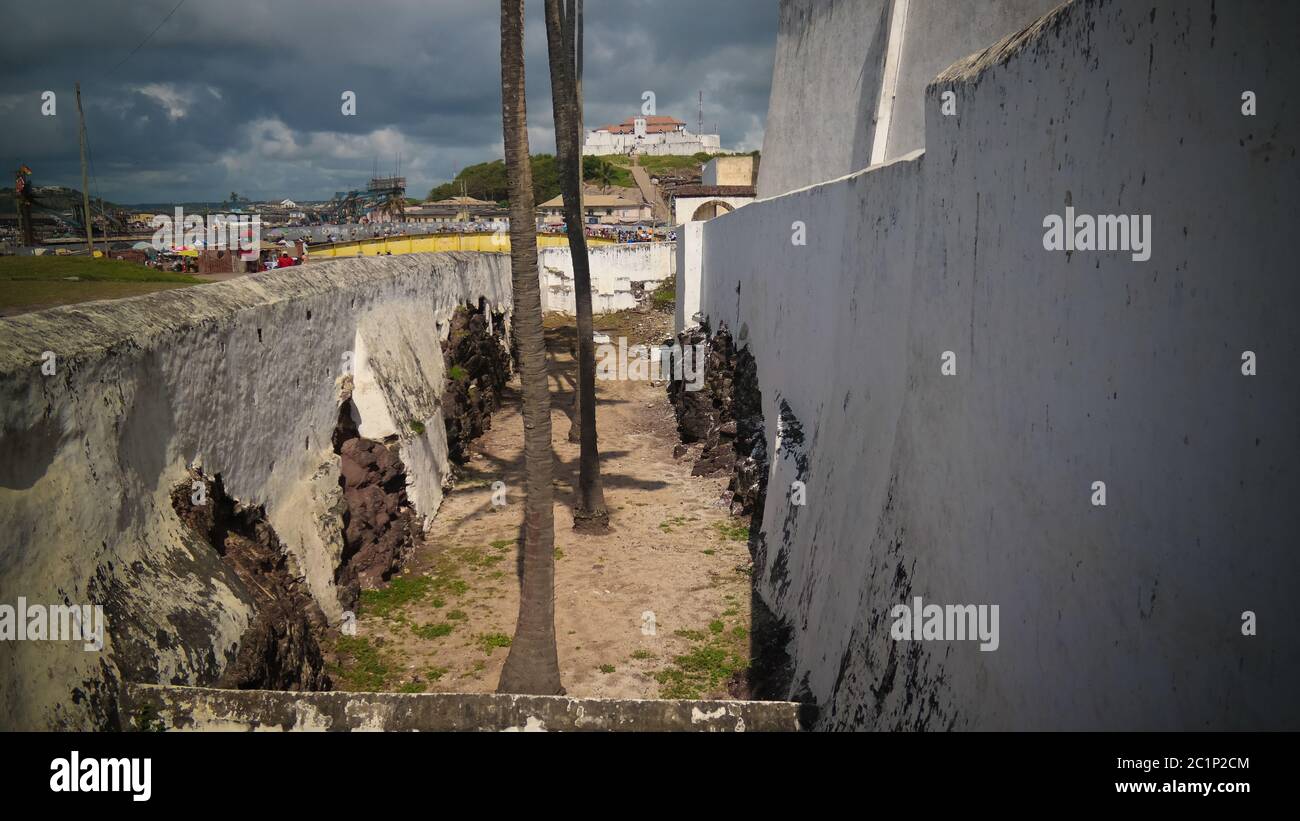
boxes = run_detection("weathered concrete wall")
[0,253,511,730]
[756,0,1058,198]
[122,684,804,731]
[703,156,756,187]
[540,242,675,314]
[698,0,1300,729]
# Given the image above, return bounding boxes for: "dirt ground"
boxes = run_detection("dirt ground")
[330,308,758,699]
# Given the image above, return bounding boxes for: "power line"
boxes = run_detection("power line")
[107,0,188,77]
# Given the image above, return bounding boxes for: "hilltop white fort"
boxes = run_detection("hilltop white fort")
[582,115,725,156]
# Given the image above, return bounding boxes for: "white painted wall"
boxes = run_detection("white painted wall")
[674,222,705,332]
[698,0,1300,729]
[540,242,675,314]
[583,130,723,157]
[756,0,1057,198]
[0,253,512,729]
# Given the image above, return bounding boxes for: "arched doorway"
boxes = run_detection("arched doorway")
[691,200,735,221]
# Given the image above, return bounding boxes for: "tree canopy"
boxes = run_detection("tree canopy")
[427,154,627,203]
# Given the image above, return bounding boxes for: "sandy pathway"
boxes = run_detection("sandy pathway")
[331,310,756,699]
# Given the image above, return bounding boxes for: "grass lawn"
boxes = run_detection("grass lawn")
[0,255,203,316]
[0,255,200,283]
[596,153,721,175]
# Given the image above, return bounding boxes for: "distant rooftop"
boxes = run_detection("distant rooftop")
[427,195,497,206]
[672,184,757,198]
[594,115,687,135]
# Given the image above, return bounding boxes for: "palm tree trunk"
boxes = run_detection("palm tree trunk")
[546,0,609,530]
[497,0,562,696]
[567,0,585,447]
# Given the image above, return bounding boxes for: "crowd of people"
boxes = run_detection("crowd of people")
[540,223,671,243]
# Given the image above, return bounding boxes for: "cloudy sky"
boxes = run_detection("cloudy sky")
[0,0,778,204]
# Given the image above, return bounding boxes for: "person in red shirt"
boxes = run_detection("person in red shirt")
[277,252,295,269]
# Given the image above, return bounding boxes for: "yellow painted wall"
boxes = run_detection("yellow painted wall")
[307,232,613,259]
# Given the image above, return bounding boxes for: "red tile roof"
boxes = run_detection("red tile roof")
[596,115,687,135]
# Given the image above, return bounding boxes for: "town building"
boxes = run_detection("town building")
[538,192,651,225]
[406,195,505,226]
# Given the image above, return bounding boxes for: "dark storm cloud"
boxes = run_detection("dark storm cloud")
[0,0,777,203]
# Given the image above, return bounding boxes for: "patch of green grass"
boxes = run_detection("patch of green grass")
[426,666,449,682]
[446,610,468,621]
[655,643,746,701]
[409,420,426,435]
[599,152,723,175]
[360,575,433,618]
[599,664,616,674]
[0,255,203,283]
[448,364,469,381]
[475,632,512,653]
[412,622,454,640]
[332,636,391,691]
[397,681,426,693]
[654,616,751,700]
[431,596,446,609]
[630,649,656,661]
[658,515,690,534]
[651,278,676,311]
[490,539,516,551]
[443,578,470,595]
[714,519,750,543]
[703,549,716,556]
[456,546,505,568]
[554,547,564,560]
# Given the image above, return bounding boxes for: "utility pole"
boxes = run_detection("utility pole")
[75,82,95,256]
[698,90,703,136]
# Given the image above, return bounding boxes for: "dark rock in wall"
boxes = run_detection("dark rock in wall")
[666,321,804,707]
[667,322,769,519]
[667,325,715,443]
[332,406,417,611]
[441,301,512,465]
[170,474,331,691]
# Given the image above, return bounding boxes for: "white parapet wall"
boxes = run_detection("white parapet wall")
[696,0,1300,729]
[540,241,675,315]
[0,253,511,730]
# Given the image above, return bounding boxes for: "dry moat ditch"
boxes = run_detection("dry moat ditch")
[163,301,799,707]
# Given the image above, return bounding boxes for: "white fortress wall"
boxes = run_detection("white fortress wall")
[540,242,676,315]
[696,0,1300,729]
[755,0,1059,199]
[0,252,511,729]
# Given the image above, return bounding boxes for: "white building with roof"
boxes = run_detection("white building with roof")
[583,115,725,157]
